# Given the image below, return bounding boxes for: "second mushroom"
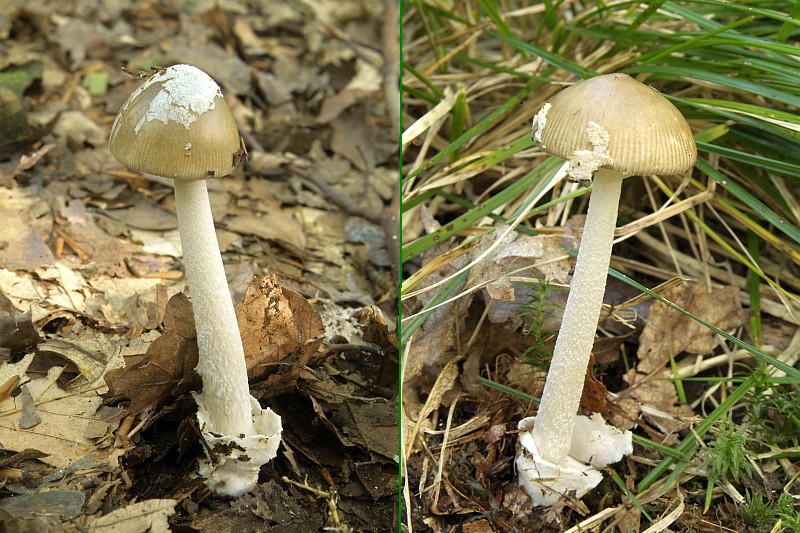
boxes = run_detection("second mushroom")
[518,73,697,509]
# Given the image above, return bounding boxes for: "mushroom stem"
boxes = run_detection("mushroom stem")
[531,167,623,464]
[173,179,252,437]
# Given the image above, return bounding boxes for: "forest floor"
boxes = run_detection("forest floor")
[0,0,398,531]
[401,2,800,532]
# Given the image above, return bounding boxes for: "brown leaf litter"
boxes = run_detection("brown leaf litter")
[615,281,747,436]
[404,221,752,530]
[0,0,398,530]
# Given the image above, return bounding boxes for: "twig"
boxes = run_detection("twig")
[281,476,352,532]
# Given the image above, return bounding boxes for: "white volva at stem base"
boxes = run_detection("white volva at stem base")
[195,395,282,497]
[531,168,623,464]
[516,413,631,517]
[173,179,254,437]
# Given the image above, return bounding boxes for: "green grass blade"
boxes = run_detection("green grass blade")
[401,270,469,344]
[696,159,800,245]
[403,81,542,184]
[402,157,560,262]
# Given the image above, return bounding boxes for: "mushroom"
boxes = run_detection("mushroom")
[109,64,281,496]
[518,73,696,508]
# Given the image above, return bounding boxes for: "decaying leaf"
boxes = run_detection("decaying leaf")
[2,331,124,463]
[86,498,178,533]
[354,305,399,388]
[0,489,85,522]
[225,481,322,529]
[111,292,199,414]
[463,519,495,533]
[55,18,112,70]
[238,274,325,380]
[581,353,608,414]
[37,326,125,389]
[18,385,40,429]
[0,262,91,324]
[331,400,397,460]
[637,281,746,374]
[128,229,183,258]
[0,143,54,188]
[0,309,40,353]
[103,198,178,231]
[51,110,106,149]
[317,58,382,124]
[0,187,54,271]
[0,353,34,391]
[225,210,307,254]
[619,367,697,436]
[467,223,572,312]
[299,207,376,305]
[356,305,397,351]
[616,281,744,433]
[0,364,109,468]
[88,276,180,331]
[114,275,326,411]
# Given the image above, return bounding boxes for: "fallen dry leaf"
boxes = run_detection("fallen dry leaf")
[299,207,376,304]
[610,282,742,433]
[356,304,397,351]
[238,274,325,380]
[51,110,106,149]
[0,143,54,188]
[0,353,34,391]
[463,519,495,533]
[331,400,397,460]
[0,309,40,353]
[116,275,327,411]
[88,276,181,330]
[0,364,110,468]
[111,292,199,414]
[128,228,183,258]
[637,281,746,374]
[467,223,572,313]
[38,325,126,389]
[18,384,41,429]
[581,353,608,414]
[0,488,85,522]
[317,58,382,124]
[103,198,178,231]
[620,367,696,435]
[224,481,321,529]
[225,210,307,254]
[0,188,54,271]
[55,18,112,70]
[86,498,177,533]
[165,42,251,95]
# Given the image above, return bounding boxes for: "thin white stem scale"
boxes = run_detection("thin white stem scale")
[173,179,252,437]
[531,168,623,464]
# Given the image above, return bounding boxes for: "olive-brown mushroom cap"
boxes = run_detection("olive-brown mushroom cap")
[109,64,240,181]
[535,73,696,176]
